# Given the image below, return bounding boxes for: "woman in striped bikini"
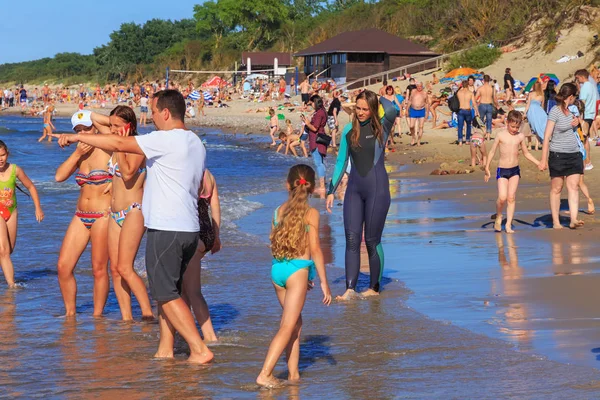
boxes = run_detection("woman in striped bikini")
[90,106,153,321]
[55,110,112,317]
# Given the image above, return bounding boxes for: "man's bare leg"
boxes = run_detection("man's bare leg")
[156,298,214,363]
[409,118,416,145]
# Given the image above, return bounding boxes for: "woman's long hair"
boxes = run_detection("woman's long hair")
[109,105,138,136]
[350,90,382,148]
[555,82,578,112]
[270,164,316,260]
[533,81,543,97]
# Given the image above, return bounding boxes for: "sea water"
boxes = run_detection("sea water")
[0,114,599,398]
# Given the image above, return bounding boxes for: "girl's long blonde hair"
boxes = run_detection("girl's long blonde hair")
[270,164,316,260]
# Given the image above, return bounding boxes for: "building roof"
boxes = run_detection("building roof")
[294,29,437,57]
[241,52,292,66]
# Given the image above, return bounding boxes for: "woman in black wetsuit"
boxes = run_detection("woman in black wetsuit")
[325,90,396,300]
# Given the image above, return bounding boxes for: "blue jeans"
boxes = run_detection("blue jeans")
[457,109,473,143]
[312,150,326,178]
[478,103,493,133]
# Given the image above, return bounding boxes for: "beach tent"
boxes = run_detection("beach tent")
[201,76,229,88]
[523,74,560,93]
[443,67,479,79]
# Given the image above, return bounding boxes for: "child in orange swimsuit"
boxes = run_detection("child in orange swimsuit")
[0,141,44,287]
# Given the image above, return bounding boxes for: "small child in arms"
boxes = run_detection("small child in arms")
[257,164,331,388]
[484,110,540,233]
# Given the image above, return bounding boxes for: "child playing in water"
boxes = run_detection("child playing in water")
[484,110,540,233]
[0,141,44,287]
[284,119,308,157]
[268,109,279,146]
[276,132,288,154]
[257,164,332,388]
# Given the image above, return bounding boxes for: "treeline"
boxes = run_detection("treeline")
[1,0,599,84]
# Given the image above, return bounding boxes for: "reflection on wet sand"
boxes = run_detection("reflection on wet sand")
[0,290,18,396]
[494,234,533,346]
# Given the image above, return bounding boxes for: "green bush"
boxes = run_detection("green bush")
[447,45,503,71]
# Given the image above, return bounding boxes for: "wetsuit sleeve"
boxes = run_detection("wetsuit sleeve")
[327,123,352,196]
[379,97,397,145]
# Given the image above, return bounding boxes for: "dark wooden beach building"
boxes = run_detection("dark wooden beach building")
[294,29,438,86]
[240,52,293,75]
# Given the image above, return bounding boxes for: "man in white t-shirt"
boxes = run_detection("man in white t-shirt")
[52,90,213,364]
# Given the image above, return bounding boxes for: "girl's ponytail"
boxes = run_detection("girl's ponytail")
[270,165,316,260]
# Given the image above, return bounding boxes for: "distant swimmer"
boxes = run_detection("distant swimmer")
[485,111,540,233]
[257,164,331,388]
[326,90,396,300]
[0,141,44,288]
[407,82,429,146]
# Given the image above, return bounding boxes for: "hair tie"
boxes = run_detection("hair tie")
[298,178,307,186]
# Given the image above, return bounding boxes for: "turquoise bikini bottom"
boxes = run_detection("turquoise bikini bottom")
[271,258,316,288]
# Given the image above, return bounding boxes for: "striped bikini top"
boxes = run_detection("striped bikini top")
[75,169,112,186]
[107,156,146,179]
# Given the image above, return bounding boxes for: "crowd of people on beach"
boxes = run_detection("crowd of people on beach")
[0,59,599,388]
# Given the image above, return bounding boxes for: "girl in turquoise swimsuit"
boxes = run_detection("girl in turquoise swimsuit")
[0,141,44,287]
[90,106,153,321]
[257,164,332,389]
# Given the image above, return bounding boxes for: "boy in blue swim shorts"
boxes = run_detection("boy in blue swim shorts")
[484,111,540,233]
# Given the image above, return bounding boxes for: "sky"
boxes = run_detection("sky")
[0,0,203,64]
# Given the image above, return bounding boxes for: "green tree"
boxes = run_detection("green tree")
[194,1,236,49]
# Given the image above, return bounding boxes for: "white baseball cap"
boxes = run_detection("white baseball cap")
[71,110,93,130]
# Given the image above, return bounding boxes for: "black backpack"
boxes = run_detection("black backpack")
[448,92,460,113]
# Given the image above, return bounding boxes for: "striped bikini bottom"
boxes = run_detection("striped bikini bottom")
[75,210,106,230]
[110,202,142,228]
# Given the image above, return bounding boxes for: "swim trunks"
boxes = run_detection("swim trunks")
[409,107,426,119]
[301,93,310,104]
[496,165,521,180]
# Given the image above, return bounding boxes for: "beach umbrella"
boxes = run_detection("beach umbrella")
[188,90,201,101]
[523,74,560,93]
[203,91,213,101]
[443,67,479,79]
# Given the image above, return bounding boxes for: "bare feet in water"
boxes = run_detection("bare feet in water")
[505,224,514,234]
[188,348,214,364]
[553,223,564,230]
[569,220,584,229]
[361,288,379,297]
[494,215,502,232]
[256,372,283,389]
[336,289,360,301]
[154,350,174,359]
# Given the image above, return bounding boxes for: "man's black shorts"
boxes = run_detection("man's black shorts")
[145,229,199,302]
